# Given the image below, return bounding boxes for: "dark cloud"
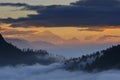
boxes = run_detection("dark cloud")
[0,3,29,7]
[78,28,104,32]
[2,30,36,35]
[71,0,120,7]
[0,27,36,35]
[98,35,120,40]
[0,0,120,27]
[0,3,45,11]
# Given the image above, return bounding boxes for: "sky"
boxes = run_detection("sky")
[0,0,78,5]
[0,0,120,57]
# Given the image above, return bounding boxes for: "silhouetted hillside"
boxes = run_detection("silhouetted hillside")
[0,34,59,66]
[91,45,120,70]
[64,44,120,71]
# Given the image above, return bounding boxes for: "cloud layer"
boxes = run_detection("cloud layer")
[71,0,120,6]
[0,63,120,80]
[0,0,120,28]
[98,35,120,40]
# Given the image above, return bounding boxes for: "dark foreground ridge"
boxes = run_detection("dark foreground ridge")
[0,34,58,66]
[1,33,120,72]
[65,44,120,71]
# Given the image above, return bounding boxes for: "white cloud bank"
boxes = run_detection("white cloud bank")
[0,63,120,80]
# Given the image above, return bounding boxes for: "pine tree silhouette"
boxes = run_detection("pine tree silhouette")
[0,33,56,66]
[65,44,120,71]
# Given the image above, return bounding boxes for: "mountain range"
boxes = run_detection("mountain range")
[1,33,120,72]
[5,38,33,49]
[65,44,120,71]
[0,33,62,66]
[36,31,65,45]
[5,31,80,49]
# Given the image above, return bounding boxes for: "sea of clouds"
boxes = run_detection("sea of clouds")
[0,63,120,80]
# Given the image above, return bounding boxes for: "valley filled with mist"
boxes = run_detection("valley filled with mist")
[0,0,120,79]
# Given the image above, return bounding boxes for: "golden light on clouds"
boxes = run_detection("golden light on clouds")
[0,24,120,45]
[0,6,37,19]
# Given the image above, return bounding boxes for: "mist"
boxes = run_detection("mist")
[0,63,120,80]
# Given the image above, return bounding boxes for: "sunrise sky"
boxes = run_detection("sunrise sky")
[0,0,120,57]
[1,24,120,44]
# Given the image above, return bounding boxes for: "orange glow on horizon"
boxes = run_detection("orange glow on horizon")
[0,24,120,45]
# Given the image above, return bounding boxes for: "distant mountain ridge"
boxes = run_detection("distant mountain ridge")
[31,41,56,49]
[1,33,120,72]
[5,38,57,50]
[37,31,65,45]
[5,38,33,49]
